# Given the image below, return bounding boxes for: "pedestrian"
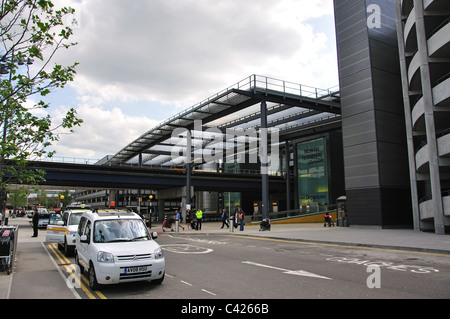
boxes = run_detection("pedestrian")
[233,207,239,229]
[220,208,229,229]
[186,209,191,230]
[175,210,185,230]
[162,215,174,232]
[195,208,203,230]
[238,207,244,231]
[238,207,245,231]
[32,209,39,237]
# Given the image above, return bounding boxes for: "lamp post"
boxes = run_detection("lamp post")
[59,195,65,210]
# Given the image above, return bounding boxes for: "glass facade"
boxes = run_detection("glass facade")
[297,138,329,210]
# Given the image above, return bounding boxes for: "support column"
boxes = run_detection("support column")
[186,130,192,217]
[395,2,420,231]
[414,0,444,235]
[285,141,291,211]
[137,153,142,214]
[260,100,269,220]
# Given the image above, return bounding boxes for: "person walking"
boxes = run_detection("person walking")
[220,208,229,229]
[238,207,245,231]
[186,209,191,230]
[174,210,185,230]
[233,207,239,229]
[32,209,39,237]
[195,208,203,230]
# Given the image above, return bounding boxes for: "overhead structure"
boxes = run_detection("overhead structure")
[102,75,340,219]
[103,75,340,168]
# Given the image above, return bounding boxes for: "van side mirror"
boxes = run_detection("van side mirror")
[151,232,158,239]
[80,234,89,243]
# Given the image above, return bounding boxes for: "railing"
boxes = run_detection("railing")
[135,74,339,141]
[35,155,100,165]
[251,204,338,223]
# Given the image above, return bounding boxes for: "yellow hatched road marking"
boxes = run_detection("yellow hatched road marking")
[47,243,107,299]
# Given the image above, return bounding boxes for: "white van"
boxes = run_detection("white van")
[46,206,91,256]
[75,209,165,290]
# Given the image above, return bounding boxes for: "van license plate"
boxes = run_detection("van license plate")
[124,266,148,274]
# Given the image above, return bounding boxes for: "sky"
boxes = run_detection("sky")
[37,0,339,162]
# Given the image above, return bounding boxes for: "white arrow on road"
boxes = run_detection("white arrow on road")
[242,261,332,280]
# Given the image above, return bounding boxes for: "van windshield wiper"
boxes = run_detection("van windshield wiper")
[105,238,132,243]
[131,236,149,241]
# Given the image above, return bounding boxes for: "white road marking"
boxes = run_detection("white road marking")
[242,261,332,280]
[181,281,193,286]
[202,289,217,296]
[161,244,213,254]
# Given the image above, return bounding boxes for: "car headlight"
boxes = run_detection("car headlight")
[97,251,114,263]
[154,247,164,259]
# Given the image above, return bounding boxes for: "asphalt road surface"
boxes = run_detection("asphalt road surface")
[45,232,450,300]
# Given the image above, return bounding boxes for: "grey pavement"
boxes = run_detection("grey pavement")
[176,220,450,255]
[1,216,449,299]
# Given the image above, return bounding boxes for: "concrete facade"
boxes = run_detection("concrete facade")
[395,0,450,234]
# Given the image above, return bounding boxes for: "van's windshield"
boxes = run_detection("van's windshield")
[93,219,150,243]
[68,213,83,226]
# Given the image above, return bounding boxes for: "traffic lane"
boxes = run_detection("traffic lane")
[157,234,368,299]
[225,234,450,299]
[42,233,450,299]
[158,234,450,299]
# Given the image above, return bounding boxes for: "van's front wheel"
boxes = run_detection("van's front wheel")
[88,262,100,290]
[152,272,165,284]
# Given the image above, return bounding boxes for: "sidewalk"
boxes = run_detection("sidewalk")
[0,217,77,299]
[183,222,450,255]
[1,217,449,299]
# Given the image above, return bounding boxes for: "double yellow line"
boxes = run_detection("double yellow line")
[47,243,107,299]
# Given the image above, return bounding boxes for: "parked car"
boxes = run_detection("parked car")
[75,209,165,290]
[46,206,92,256]
[36,208,50,228]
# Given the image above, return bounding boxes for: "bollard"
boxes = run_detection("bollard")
[175,218,179,233]
[229,218,234,232]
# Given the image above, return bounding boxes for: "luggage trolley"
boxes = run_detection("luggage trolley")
[0,226,19,275]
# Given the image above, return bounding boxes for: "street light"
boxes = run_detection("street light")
[59,195,64,210]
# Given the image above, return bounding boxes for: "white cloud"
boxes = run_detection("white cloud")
[50,104,159,160]
[56,0,337,104]
[47,0,338,160]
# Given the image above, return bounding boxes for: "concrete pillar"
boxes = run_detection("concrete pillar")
[285,141,291,211]
[414,0,445,235]
[260,100,269,220]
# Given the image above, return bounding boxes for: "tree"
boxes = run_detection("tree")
[58,189,72,207]
[0,0,82,212]
[7,186,29,208]
[37,189,47,206]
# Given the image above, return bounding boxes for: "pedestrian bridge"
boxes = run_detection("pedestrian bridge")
[9,160,285,192]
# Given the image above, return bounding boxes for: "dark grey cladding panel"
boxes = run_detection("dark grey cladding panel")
[342,110,376,147]
[335,0,407,191]
[334,0,412,227]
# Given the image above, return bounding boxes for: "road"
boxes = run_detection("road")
[45,232,450,300]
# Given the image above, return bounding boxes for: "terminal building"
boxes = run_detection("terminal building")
[74,0,449,234]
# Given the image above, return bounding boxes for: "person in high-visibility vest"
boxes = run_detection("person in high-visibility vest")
[195,208,203,230]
